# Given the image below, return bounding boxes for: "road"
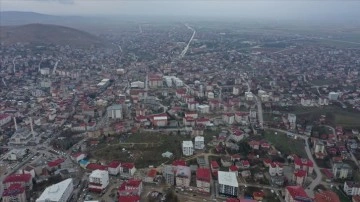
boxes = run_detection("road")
[179,24,196,58]
[254,95,264,128]
[12,55,21,74]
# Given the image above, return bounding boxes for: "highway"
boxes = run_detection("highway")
[179,24,196,58]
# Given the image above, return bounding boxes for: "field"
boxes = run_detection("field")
[263,130,307,158]
[92,132,190,168]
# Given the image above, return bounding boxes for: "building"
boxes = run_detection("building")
[343,181,360,196]
[175,166,191,187]
[288,113,296,130]
[71,153,86,162]
[293,170,306,186]
[36,178,73,202]
[269,162,283,176]
[218,171,238,197]
[2,184,26,202]
[182,141,194,156]
[0,114,11,126]
[107,161,121,175]
[3,174,32,190]
[145,169,157,183]
[333,163,352,179]
[150,114,168,127]
[107,105,123,119]
[285,186,312,202]
[197,105,210,114]
[194,136,205,150]
[294,158,314,175]
[196,168,211,193]
[163,166,175,185]
[118,179,143,197]
[314,191,340,202]
[328,92,340,101]
[120,163,136,177]
[88,170,109,192]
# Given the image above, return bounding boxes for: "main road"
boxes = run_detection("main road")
[179,24,196,58]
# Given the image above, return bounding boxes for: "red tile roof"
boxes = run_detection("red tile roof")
[314,191,340,202]
[294,170,307,177]
[47,158,65,168]
[107,161,121,168]
[121,163,135,169]
[2,183,25,196]
[3,174,32,184]
[211,161,219,169]
[118,195,140,202]
[172,160,186,166]
[86,163,107,171]
[147,169,157,178]
[229,165,238,172]
[196,168,211,182]
[286,186,309,199]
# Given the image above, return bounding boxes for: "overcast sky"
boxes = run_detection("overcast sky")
[2,0,360,22]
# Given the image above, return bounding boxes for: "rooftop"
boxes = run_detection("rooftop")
[218,171,238,187]
[36,178,73,202]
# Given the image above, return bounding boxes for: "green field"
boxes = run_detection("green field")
[263,130,307,158]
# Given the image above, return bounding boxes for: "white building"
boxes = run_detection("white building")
[232,87,240,95]
[130,81,145,88]
[36,178,73,202]
[288,114,296,129]
[175,166,191,187]
[329,92,340,101]
[269,162,283,176]
[194,136,205,150]
[89,170,109,192]
[97,79,110,88]
[343,181,360,196]
[197,105,210,114]
[107,105,123,119]
[218,171,238,197]
[245,92,254,101]
[40,68,50,75]
[182,141,194,156]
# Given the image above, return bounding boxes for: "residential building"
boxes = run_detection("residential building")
[314,191,340,202]
[145,169,157,183]
[194,136,205,150]
[329,92,340,101]
[150,114,168,127]
[269,162,283,176]
[107,104,123,119]
[344,181,360,196]
[120,163,136,177]
[3,174,32,190]
[196,168,211,193]
[0,114,11,126]
[294,158,314,175]
[333,163,352,179]
[107,161,121,175]
[218,171,238,197]
[182,141,194,156]
[2,184,26,202]
[163,166,175,186]
[293,170,306,186]
[70,153,86,162]
[36,178,73,202]
[176,166,191,187]
[118,179,143,197]
[288,113,296,129]
[285,186,312,202]
[88,170,109,192]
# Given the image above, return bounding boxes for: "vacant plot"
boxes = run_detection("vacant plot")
[263,130,306,158]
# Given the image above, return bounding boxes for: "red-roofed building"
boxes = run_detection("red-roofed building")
[3,174,32,190]
[150,114,168,127]
[253,191,265,201]
[229,165,238,176]
[118,195,140,202]
[47,158,65,170]
[211,161,219,172]
[86,163,108,171]
[2,183,26,202]
[0,114,11,126]
[108,161,121,175]
[269,162,283,176]
[145,169,157,183]
[285,186,311,202]
[118,179,143,197]
[314,191,340,202]
[71,152,86,162]
[172,160,186,167]
[121,163,136,177]
[196,168,211,193]
[294,157,314,175]
[293,170,307,186]
[248,140,260,150]
[196,118,210,126]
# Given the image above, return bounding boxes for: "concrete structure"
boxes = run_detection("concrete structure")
[197,105,210,114]
[269,162,283,176]
[328,92,340,101]
[288,113,296,130]
[218,171,238,197]
[36,178,73,202]
[194,136,205,150]
[285,186,311,202]
[88,170,109,192]
[196,168,211,193]
[182,141,194,156]
[333,163,352,179]
[2,184,26,202]
[107,104,123,119]
[175,166,191,187]
[163,166,175,185]
[107,161,121,175]
[343,181,360,196]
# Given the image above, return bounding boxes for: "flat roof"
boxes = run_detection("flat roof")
[218,171,238,187]
[36,178,73,202]
[182,141,193,147]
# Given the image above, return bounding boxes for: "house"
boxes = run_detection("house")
[248,140,260,150]
[235,112,249,125]
[71,153,86,162]
[285,186,311,202]
[118,179,143,197]
[314,191,340,202]
[145,169,157,183]
[211,161,219,173]
[343,181,360,196]
[218,171,238,197]
[2,184,26,202]
[294,158,314,175]
[163,166,175,186]
[333,163,352,179]
[229,165,238,176]
[230,130,245,142]
[118,195,140,202]
[150,114,168,127]
[47,158,65,171]
[194,136,205,150]
[182,141,194,156]
[196,118,210,126]
[221,156,232,167]
[107,161,121,175]
[121,163,136,177]
[222,113,235,125]
[86,163,107,172]
[176,166,191,187]
[253,191,265,201]
[3,174,32,190]
[293,170,306,186]
[287,114,296,130]
[269,162,283,176]
[196,168,211,193]
[88,170,109,192]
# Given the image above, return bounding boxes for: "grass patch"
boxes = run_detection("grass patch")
[263,130,306,158]
[333,188,351,202]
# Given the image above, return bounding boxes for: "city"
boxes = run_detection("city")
[1,2,360,202]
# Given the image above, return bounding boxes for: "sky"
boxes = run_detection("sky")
[1,0,360,22]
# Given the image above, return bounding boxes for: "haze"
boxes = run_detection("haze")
[2,0,360,24]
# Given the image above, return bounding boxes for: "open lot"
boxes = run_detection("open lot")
[263,130,307,158]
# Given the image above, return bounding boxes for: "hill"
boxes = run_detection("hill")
[0,11,81,25]
[0,23,110,48]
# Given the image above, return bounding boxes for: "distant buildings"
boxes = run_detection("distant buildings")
[218,171,238,197]
[36,178,73,202]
